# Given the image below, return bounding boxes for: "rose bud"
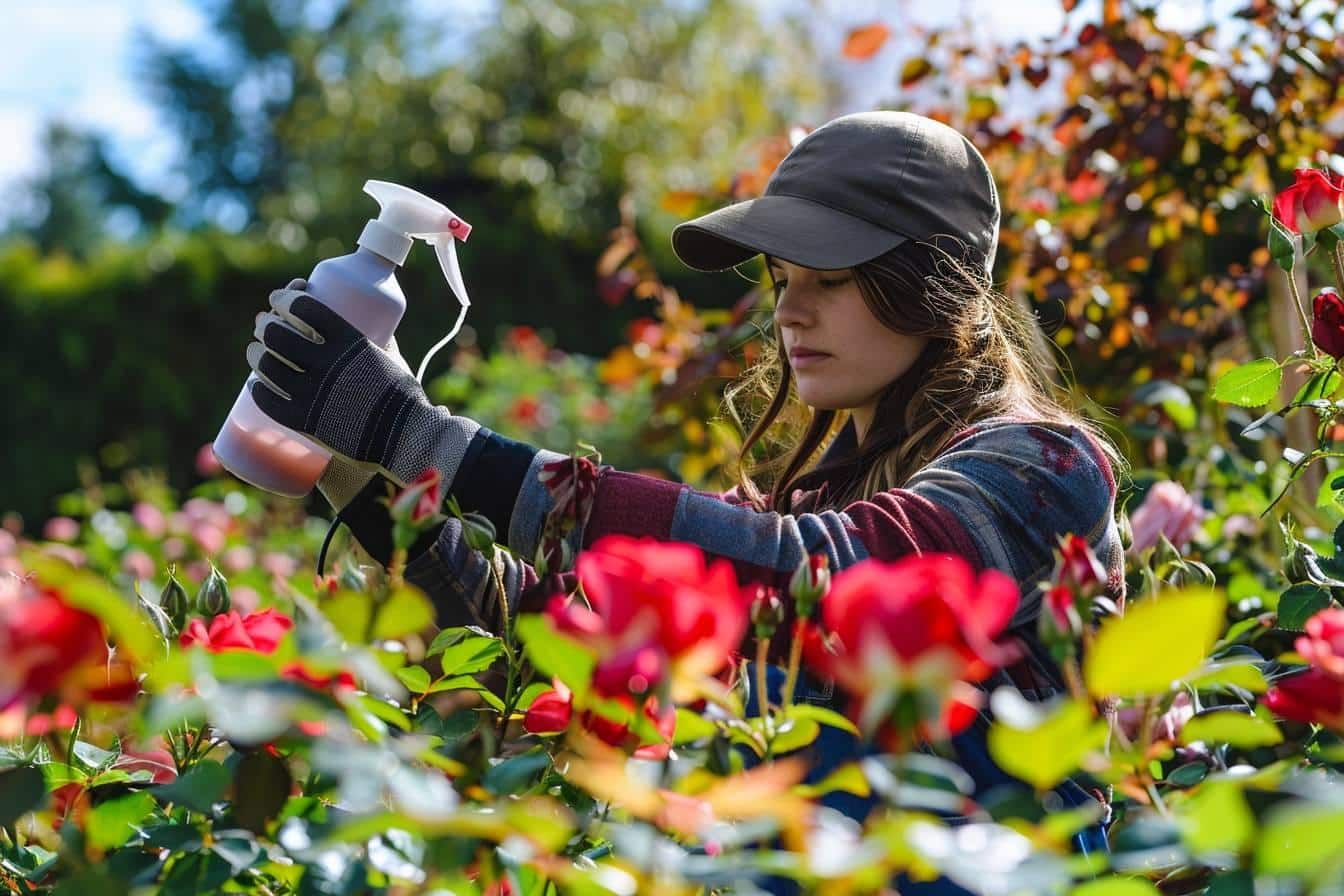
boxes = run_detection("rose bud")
[159,572,191,631]
[1312,288,1344,360]
[195,565,232,618]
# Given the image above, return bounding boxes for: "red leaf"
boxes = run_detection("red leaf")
[843,23,891,60]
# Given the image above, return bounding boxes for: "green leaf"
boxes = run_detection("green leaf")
[1254,803,1344,875]
[0,765,47,827]
[211,830,263,875]
[1165,762,1209,788]
[323,590,371,643]
[373,585,435,640]
[436,636,504,677]
[1070,878,1162,896]
[482,748,551,795]
[1206,870,1254,896]
[785,703,861,735]
[153,759,229,814]
[72,741,118,773]
[1186,659,1268,694]
[1211,358,1283,407]
[515,615,596,698]
[1179,709,1282,749]
[1268,220,1296,273]
[1277,584,1332,631]
[673,708,718,744]
[426,627,473,658]
[395,666,432,693]
[1175,780,1254,858]
[1084,588,1225,698]
[768,717,820,754]
[1294,369,1342,405]
[794,762,870,799]
[355,694,412,732]
[233,750,292,836]
[86,791,156,850]
[988,694,1108,791]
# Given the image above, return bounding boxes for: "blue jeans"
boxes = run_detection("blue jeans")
[741,662,1108,895]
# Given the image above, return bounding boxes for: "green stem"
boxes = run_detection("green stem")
[1334,243,1344,293]
[1287,260,1320,360]
[754,637,772,727]
[779,621,806,708]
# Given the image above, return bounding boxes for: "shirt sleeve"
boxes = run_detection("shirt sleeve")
[562,419,1125,627]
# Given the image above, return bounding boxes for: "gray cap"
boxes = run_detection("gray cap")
[672,111,1000,274]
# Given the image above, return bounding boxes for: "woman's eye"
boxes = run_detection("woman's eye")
[820,277,851,288]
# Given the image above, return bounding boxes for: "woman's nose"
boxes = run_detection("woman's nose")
[773,287,813,329]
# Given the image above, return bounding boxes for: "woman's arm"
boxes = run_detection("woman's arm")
[389,418,1122,640]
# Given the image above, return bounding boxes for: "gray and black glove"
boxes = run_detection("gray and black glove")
[246,282,480,493]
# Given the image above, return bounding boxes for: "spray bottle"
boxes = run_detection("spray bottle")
[212,180,473,497]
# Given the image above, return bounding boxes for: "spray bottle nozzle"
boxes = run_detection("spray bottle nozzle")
[359,179,474,384]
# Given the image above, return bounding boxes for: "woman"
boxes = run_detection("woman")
[246,110,1125,886]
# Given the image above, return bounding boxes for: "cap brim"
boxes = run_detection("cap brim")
[671,194,908,272]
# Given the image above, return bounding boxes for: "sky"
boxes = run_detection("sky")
[0,0,1236,199]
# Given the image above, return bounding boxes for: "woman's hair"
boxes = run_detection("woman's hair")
[724,239,1126,512]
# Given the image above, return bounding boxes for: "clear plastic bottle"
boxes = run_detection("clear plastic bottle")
[212,180,472,497]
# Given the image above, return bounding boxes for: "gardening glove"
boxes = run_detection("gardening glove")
[246,281,480,496]
[253,279,411,512]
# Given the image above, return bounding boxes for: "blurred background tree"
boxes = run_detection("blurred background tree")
[6,0,1344,535]
[0,0,829,523]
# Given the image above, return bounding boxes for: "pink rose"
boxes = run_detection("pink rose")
[42,517,80,543]
[195,442,224,478]
[1128,480,1205,555]
[121,549,156,581]
[131,502,167,538]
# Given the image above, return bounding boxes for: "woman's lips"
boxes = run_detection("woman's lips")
[789,349,831,368]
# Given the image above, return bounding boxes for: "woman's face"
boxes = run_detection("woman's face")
[770,258,930,438]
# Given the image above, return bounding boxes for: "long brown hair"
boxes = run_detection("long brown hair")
[724,239,1125,512]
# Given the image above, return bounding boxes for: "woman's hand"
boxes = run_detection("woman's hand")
[246,280,480,490]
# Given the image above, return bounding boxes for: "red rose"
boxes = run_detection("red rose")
[1312,289,1344,360]
[0,584,138,709]
[523,684,574,734]
[522,680,675,759]
[591,644,668,698]
[1057,534,1107,593]
[566,536,748,674]
[804,554,1020,746]
[178,608,294,654]
[280,661,358,692]
[508,397,544,429]
[1042,584,1079,636]
[1272,168,1344,235]
[1296,607,1344,679]
[1264,668,1344,730]
[389,468,443,525]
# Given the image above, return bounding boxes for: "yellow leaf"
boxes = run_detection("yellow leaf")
[900,56,934,87]
[987,695,1108,791]
[1084,588,1224,698]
